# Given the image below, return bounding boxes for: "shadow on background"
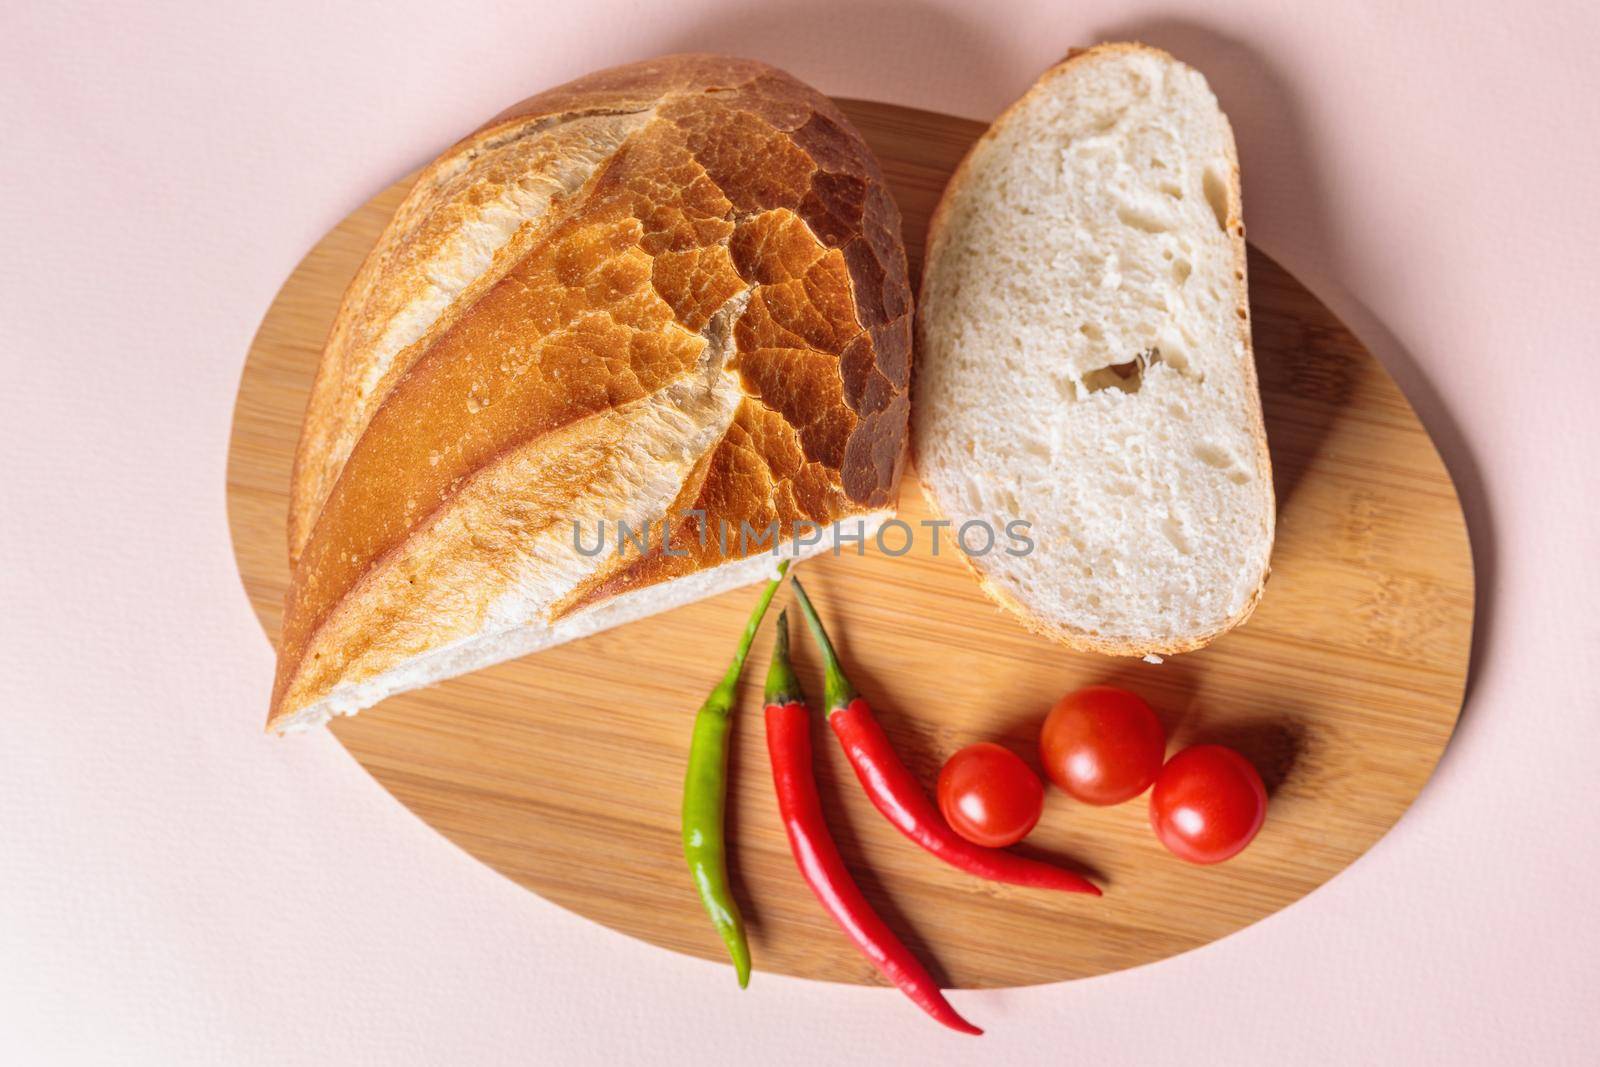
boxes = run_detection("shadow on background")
[656,0,1015,118]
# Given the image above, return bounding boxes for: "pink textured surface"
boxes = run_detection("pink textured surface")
[2,2,1597,1062]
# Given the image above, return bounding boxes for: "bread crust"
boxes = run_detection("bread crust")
[914,42,1273,657]
[271,55,909,730]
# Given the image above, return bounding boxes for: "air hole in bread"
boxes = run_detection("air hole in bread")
[1171,259,1192,286]
[963,479,985,514]
[1081,345,1175,396]
[1155,332,1194,375]
[1203,163,1230,232]
[1194,441,1252,484]
[1082,356,1148,395]
[1079,322,1104,341]
[1117,204,1172,234]
[1161,516,1192,555]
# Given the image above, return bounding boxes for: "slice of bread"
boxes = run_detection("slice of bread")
[915,43,1274,656]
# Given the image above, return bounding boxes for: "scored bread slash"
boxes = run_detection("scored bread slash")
[913,42,1275,657]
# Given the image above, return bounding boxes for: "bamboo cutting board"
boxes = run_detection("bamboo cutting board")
[227,99,1473,988]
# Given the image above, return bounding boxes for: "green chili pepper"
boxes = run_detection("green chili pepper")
[681,560,788,987]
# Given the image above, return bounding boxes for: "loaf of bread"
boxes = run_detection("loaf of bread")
[914,44,1274,656]
[270,55,910,732]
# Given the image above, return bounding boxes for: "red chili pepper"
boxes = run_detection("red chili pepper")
[790,578,1101,897]
[764,610,982,1036]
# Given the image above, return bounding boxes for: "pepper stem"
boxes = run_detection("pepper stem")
[764,610,806,707]
[788,577,858,714]
[704,559,789,715]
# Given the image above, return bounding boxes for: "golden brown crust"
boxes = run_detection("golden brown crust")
[914,42,1273,657]
[288,111,654,563]
[271,55,909,728]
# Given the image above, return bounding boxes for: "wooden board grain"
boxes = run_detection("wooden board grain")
[226,99,1473,989]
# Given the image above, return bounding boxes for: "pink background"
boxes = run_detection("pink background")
[4,1,1598,1062]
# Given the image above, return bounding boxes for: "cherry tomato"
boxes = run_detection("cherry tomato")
[936,742,1045,847]
[1148,745,1268,864]
[1038,685,1166,805]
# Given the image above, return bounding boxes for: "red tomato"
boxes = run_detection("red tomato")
[1148,745,1268,864]
[936,742,1044,847]
[1038,686,1167,805]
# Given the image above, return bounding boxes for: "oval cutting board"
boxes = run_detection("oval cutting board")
[227,99,1473,989]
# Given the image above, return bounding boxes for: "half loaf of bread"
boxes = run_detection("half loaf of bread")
[914,43,1274,656]
[269,55,911,732]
